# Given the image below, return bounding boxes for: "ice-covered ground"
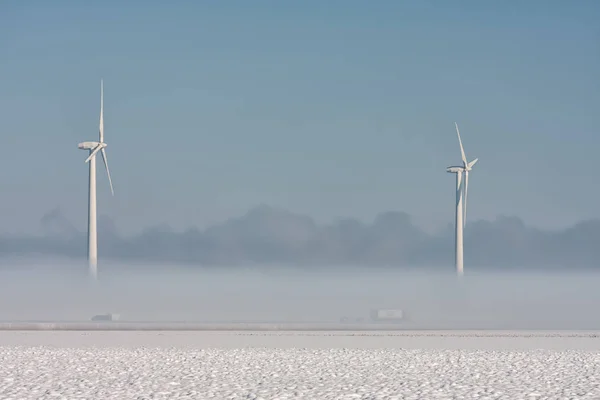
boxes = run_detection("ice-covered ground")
[1,331,599,399]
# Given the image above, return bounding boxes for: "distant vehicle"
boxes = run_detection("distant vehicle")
[91,313,120,322]
[369,309,403,322]
[339,309,404,324]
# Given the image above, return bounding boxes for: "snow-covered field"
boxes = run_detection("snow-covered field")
[1,331,599,399]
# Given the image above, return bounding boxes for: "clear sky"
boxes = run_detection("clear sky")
[1,0,598,235]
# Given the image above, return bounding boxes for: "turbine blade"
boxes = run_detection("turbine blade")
[101,148,114,196]
[455,122,467,166]
[468,158,478,169]
[463,170,469,228]
[99,79,104,143]
[85,145,102,163]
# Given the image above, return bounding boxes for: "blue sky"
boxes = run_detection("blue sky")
[0,0,598,235]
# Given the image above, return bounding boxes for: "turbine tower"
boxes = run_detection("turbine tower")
[446,122,478,276]
[78,80,114,280]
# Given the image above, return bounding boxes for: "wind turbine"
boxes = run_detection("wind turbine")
[78,80,114,280]
[446,122,478,276]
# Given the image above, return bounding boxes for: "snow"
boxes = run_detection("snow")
[0,331,599,399]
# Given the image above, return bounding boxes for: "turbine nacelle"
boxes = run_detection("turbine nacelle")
[78,141,102,150]
[446,166,465,173]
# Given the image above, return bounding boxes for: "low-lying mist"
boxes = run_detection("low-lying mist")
[1,258,599,330]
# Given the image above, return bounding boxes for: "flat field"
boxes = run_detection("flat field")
[1,330,599,399]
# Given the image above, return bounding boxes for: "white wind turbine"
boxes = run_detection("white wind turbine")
[446,122,478,276]
[78,80,114,280]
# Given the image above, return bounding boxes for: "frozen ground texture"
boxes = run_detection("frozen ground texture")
[0,332,599,399]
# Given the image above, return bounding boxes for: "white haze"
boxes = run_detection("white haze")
[0,258,599,330]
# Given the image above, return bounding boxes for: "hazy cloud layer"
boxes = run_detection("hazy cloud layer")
[2,205,600,269]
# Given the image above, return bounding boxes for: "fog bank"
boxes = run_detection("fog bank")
[0,262,599,330]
